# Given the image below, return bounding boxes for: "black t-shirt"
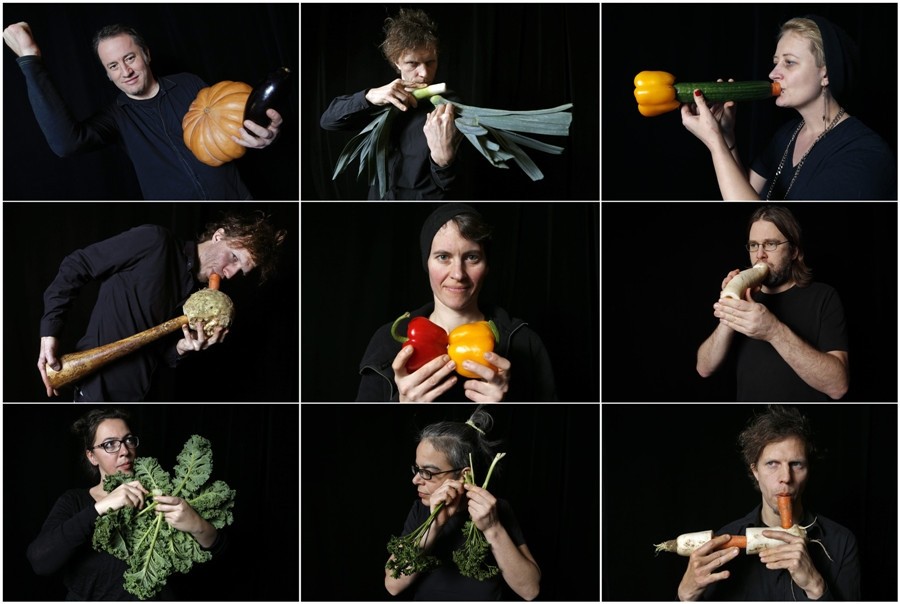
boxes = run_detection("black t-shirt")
[735,283,848,401]
[396,498,527,600]
[752,116,897,200]
[701,505,861,601]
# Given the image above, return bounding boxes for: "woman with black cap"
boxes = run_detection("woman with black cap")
[356,203,557,402]
[682,15,896,200]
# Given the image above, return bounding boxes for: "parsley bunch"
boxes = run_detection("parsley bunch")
[385,501,445,578]
[452,452,506,581]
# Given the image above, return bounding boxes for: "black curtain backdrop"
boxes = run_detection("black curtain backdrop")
[301,403,600,601]
[302,3,599,200]
[2,202,299,402]
[601,202,898,402]
[602,3,898,200]
[300,202,600,402]
[602,404,898,601]
[2,3,298,200]
[3,403,299,601]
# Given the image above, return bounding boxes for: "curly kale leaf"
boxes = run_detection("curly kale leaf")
[172,434,212,497]
[92,435,236,600]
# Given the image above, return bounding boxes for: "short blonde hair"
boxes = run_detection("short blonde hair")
[779,18,825,68]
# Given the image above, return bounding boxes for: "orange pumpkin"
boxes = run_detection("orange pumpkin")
[182,80,252,167]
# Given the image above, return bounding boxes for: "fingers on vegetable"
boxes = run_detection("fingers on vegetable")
[721,263,768,299]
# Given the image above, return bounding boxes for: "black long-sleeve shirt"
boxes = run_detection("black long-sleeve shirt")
[40,224,197,401]
[27,488,225,600]
[320,89,457,199]
[15,56,252,200]
[700,505,861,601]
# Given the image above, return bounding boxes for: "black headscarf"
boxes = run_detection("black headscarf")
[804,14,860,108]
[419,203,482,270]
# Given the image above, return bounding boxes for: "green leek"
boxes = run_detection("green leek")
[331,82,573,198]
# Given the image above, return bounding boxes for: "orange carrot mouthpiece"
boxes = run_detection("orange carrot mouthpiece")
[719,535,747,550]
[777,494,793,529]
[209,273,221,291]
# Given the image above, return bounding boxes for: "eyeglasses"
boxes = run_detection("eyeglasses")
[746,240,789,252]
[90,435,140,454]
[411,464,464,480]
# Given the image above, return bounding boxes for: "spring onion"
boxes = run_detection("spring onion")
[331,82,573,198]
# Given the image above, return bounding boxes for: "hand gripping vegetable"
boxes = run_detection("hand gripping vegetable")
[453,452,507,580]
[391,312,450,372]
[653,495,827,557]
[720,263,769,300]
[243,66,291,134]
[391,312,500,378]
[634,71,781,117]
[448,320,500,378]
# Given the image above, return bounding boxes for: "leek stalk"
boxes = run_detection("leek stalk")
[330,82,573,197]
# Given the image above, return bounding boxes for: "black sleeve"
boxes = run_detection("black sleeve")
[16,56,119,157]
[26,491,99,575]
[40,226,161,338]
[320,89,384,131]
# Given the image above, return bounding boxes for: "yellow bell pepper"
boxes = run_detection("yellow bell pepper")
[448,320,500,379]
[633,71,681,117]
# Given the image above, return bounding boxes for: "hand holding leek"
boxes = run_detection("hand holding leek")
[365,78,431,111]
[331,82,573,198]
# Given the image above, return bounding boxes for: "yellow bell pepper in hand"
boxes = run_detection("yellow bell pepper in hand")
[448,320,500,379]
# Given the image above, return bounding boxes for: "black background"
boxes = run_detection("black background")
[3,202,299,402]
[300,202,600,402]
[2,3,298,200]
[302,3,599,200]
[301,403,600,601]
[601,202,898,402]
[602,404,898,601]
[602,3,898,200]
[3,403,299,601]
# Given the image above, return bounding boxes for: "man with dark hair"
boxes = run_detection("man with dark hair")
[38,212,287,401]
[2,21,283,199]
[676,406,860,601]
[319,8,460,199]
[696,205,849,401]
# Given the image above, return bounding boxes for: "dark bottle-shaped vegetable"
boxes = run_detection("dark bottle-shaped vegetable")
[243,67,291,134]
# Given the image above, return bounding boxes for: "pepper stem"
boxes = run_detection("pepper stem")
[391,312,411,344]
[487,320,500,343]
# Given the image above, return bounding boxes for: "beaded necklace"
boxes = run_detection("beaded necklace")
[765,107,846,200]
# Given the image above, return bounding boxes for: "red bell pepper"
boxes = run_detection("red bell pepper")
[391,312,449,372]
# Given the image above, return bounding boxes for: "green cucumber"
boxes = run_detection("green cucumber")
[674,80,778,103]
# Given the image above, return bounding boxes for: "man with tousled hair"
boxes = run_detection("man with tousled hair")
[696,205,849,401]
[676,406,860,601]
[320,8,461,199]
[38,212,287,401]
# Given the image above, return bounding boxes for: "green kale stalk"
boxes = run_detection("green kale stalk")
[452,452,506,581]
[385,501,445,578]
[92,435,236,600]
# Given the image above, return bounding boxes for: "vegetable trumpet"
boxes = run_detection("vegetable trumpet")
[720,263,769,300]
[634,71,781,117]
[654,495,806,556]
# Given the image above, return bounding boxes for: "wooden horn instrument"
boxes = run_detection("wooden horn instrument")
[45,316,191,389]
[45,273,228,390]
